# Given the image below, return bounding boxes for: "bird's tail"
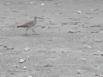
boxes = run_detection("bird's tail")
[17,26,21,28]
[17,25,27,28]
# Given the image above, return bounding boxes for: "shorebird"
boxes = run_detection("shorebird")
[17,16,42,35]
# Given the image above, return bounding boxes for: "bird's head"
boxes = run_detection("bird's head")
[34,16,44,21]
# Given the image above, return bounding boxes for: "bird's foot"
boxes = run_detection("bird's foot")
[32,31,40,35]
[32,29,40,35]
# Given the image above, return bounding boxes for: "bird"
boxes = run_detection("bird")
[17,16,42,35]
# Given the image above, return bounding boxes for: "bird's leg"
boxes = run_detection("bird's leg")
[24,28,29,35]
[32,28,39,35]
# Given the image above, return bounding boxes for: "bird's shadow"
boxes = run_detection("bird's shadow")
[21,33,40,37]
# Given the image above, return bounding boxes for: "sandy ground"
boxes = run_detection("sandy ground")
[1,0,103,77]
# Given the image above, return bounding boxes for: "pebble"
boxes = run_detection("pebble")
[22,66,27,70]
[100,54,103,56]
[95,74,100,77]
[19,58,26,63]
[80,57,87,61]
[24,47,31,52]
[43,64,54,68]
[94,73,103,77]
[29,1,35,4]
[27,75,33,77]
[41,3,45,6]
[83,44,92,48]
[93,53,99,56]
[74,10,82,14]
[76,69,82,74]
[3,45,14,50]
[94,50,103,56]
[96,50,101,53]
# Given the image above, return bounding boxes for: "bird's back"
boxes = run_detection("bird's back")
[17,16,38,28]
[17,21,34,28]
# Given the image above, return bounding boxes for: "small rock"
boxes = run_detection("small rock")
[3,45,14,50]
[41,3,45,6]
[29,1,35,4]
[76,69,82,74]
[41,26,46,29]
[3,45,7,48]
[80,57,87,61]
[22,66,27,70]
[97,50,101,53]
[18,58,26,63]
[24,47,31,52]
[93,53,99,56]
[74,10,82,14]
[100,54,103,56]
[95,74,100,77]
[43,64,54,68]
[77,71,81,74]
[83,44,92,48]
[28,75,33,77]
